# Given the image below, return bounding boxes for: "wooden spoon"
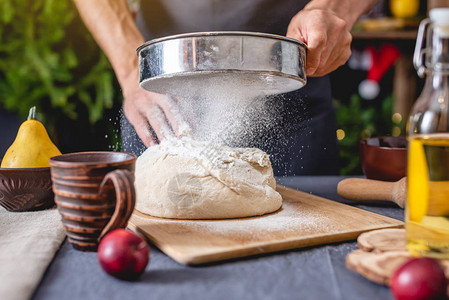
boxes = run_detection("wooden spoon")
[337,177,406,208]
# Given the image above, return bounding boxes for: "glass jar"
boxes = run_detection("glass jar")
[407,8,449,259]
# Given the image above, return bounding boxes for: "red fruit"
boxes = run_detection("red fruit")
[390,257,447,300]
[98,229,150,280]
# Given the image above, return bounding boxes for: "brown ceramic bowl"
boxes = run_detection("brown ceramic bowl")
[360,136,407,182]
[0,166,55,212]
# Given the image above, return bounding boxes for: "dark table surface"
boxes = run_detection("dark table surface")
[32,176,404,300]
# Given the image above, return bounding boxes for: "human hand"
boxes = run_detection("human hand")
[122,78,191,147]
[287,8,352,77]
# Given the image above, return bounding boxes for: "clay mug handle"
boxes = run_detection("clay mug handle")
[97,169,135,241]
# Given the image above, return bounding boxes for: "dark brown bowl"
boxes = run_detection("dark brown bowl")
[360,136,407,182]
[0,166,55,212]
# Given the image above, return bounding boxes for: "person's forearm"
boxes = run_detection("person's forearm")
[73,0,145,86]
[304,0,379,29]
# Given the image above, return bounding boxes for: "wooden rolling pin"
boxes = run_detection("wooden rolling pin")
[337,177,407,208]
[338,177,449,215]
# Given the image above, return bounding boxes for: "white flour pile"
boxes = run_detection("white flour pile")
[133,198,338,241]
[134,137,282,219]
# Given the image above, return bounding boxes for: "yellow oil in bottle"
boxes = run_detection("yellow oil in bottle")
[407,134,449,259]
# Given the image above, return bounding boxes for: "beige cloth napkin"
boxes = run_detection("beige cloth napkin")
[0,207,66,300]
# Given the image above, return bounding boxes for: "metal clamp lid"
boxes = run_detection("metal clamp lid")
[414,8,449,77]
[413,18,431,78]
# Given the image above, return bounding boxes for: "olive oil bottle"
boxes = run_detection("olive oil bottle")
[407,8,449,259]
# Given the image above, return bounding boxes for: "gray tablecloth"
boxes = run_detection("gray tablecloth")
[32,176,403,300]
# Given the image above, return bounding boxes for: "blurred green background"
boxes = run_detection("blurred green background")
[0,0,122,156]
[0,0,409,175]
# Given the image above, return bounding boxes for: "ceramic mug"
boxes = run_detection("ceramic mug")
[49,151,136,251]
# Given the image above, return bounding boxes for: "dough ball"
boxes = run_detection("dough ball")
[134,138,282,219]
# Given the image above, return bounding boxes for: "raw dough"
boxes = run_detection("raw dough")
[134,137,282,219]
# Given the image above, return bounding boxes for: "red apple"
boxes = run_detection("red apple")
[390,257,447,300]
[98,229,150,280]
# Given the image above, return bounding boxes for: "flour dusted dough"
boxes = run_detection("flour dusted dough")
[134,138,282,219]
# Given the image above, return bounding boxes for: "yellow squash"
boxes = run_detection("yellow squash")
[1,107,61,168]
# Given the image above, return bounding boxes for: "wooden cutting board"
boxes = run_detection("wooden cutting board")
[128,186,403,265]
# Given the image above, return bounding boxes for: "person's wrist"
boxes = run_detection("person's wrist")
[302,3,353,29]
[117,60,139,85]
[303,0,376,29]
[117,64,141,95]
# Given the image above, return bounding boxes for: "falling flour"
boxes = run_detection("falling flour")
[162,74,309,173]
[120,72,310,175]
